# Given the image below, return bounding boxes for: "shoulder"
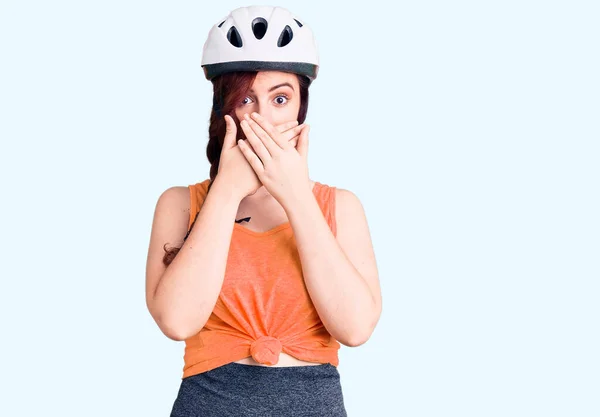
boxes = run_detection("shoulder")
[154,179,211,229]
[154,186,191,220]
[156,180,210,209]
[313,182,366,220]
[333,187,370,235]
[334,187,365,215]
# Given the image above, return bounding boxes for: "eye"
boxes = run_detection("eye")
[274,94,289,105]
[240,94,290,106]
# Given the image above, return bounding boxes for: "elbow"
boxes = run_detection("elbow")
[336,328,370,347]
[163,315,209,342]
[153,314,185,341]
[147,298,203,341]
[148,308,194,342]
[158,316,201,341]
[161,324,188,342]
[345,332,371,347]
[345,309,381,347]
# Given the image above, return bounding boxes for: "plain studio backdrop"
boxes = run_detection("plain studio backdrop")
[1,1,598,416]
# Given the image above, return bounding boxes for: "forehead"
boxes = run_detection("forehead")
[251,71,298,90]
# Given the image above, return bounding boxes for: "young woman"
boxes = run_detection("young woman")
[145,6,382,416]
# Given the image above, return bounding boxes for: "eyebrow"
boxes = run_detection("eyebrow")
[249,82,295,94]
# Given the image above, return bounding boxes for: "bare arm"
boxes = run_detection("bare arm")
[145,177,242,341]
[284,187,381,347]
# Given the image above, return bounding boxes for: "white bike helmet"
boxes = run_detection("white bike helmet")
[201,6,319,84]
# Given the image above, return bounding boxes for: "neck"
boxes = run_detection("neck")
[244,185,271,201]
[240,180,315,205]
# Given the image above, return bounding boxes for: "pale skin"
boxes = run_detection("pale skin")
[145,71,382,368]
[236,71,381,366]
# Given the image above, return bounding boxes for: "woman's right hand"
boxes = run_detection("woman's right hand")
[216,114,304,200]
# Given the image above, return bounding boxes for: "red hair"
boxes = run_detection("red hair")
[163,71,311,266]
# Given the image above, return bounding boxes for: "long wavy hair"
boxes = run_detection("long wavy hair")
[162,71,311,266]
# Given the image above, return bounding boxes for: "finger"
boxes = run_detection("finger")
[288,133,299,144]
[297,124,310,158]
[280,123,304,143]
[238,139,265,176]
[244,113,280,156]
[276,120,299,133]
[223,115,237,150]
[249,112,287,149]
[240,117,272,163]
[290,135,299,148]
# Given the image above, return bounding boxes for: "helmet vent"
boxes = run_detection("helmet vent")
[277,25,293,47]
[218,20,225,28]
[227,26,243,47]
[252,18,268,39]
[293,19,303,27]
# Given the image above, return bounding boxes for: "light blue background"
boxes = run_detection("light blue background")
[1,1,598,416]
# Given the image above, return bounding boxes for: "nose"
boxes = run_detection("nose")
[253,103,274,124]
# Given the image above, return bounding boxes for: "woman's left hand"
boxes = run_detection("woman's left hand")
[238,112,311,208]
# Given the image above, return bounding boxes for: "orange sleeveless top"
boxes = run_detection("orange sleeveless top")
[180,179,341,378]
